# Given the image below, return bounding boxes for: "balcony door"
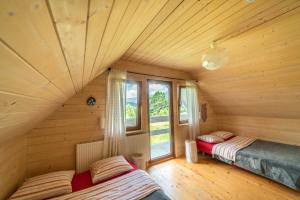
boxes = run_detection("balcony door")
[148,80,173,161]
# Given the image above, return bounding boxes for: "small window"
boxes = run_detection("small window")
[179,86,188,124]
[126,80,141,131]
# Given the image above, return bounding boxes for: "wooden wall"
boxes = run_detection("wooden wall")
[26,73,107,177]
[0,0,170,182]
[26,61,204,177]
[195,6,300,145]
[114,60,217,156]
[216,115,300,146]
[0,135,26,200]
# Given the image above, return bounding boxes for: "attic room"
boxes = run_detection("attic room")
[0,0,300,199]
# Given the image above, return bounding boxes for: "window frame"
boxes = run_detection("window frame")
[178,86,188,124]
[125,80,142,132]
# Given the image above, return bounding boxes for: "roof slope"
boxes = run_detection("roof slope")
[0,0,169,142]
[1,0,300,143]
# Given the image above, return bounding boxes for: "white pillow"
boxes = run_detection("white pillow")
[210,131,234,140]
[90,155,133,184]
[9,170,74,200]
[197,135,224,144]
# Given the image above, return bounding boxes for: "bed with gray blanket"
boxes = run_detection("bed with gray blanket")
[143,189,171,200]
[233,140,300,191]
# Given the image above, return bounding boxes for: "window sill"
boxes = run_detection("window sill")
[126,130,147,136]
[178,123,189,126]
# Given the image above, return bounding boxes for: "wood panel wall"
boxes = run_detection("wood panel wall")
[113,60,217,156]
[0,135,26,200]
[0,0,170,180]
[26,61,205,177]
[26,73,107,177]
[216,115,300,146]
[195,6,300,145]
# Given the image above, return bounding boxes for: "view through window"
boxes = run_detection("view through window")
[125,81,141,131]
[148,80,172,160]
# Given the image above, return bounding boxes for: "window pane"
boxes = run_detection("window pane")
[126,81,139,129]
[180,87,188,123]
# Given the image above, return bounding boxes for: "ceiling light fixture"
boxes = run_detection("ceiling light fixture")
[202,42,228,70]
[245,0,255,3]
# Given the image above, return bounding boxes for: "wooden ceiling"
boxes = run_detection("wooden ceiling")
[0,0,168,142]
[0,0,299,142]
[196,8,300,118]
[123,0,300,71]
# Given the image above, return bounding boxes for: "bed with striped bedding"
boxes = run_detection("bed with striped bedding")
[212,136,256,163]
[50,170,161,200]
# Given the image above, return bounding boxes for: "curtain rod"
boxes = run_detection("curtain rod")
[107,68,197,82]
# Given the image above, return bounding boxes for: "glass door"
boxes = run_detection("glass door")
[148,80,173,161]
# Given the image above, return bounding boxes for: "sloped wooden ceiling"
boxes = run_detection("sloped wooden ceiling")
[0,0,169,142]
[0,0,300,143]
[122,0,300,118]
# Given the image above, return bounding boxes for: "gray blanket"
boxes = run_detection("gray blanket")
[234,140,300,191]
[143,189,171,200]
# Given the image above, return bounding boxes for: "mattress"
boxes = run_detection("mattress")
[196,139,215,154]
[235,140,300,191]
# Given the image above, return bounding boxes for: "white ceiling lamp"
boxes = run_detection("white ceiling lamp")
[245,0,255,3]
[202,42,227,70]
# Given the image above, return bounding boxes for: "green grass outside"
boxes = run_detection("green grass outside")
[150,133,170,145]
[150,121,170,145]
[150,121,169,130]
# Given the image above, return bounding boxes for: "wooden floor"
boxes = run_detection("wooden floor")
[147,156,300,200]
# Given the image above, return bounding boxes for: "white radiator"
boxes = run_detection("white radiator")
[76,140,103,173]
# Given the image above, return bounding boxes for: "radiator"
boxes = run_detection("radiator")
[76,140,103,173]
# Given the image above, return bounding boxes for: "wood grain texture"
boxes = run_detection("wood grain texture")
[216,115,300,146]
[196,8,300,119]
[113,59,193,80]
[26,73,107,177]
[124,0,300,70]
[148,158,300,200]
[1,0,300,198]
[48,0,89,92]
[26,63,195,177]
[0,0,170,168]
[0,135,26,200]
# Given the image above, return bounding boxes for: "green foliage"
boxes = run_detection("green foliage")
[149,91,169,117]
[126,104,137,118]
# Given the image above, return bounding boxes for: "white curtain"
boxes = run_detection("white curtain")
[186,80,200,140]
[103,69,127,158]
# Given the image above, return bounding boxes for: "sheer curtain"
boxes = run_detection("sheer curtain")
[103,69,127,158]
[186,80,200,140]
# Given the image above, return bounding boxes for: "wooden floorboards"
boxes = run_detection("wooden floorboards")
[147,156,300,200]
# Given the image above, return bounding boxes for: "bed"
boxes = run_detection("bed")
[196,136,300,191]
[196,136,234,155]
[10,158,170,200]
[69,160,170,200]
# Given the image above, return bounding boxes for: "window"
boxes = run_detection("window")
[126,80,141,131]
[179,86,188,124]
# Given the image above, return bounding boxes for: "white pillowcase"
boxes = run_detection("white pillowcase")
[90,155,133,184]
[197,135,224,144]
[210,131,234,140]
[9,170,74,200]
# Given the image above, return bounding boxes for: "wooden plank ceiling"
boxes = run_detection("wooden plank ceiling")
[0,0,168,142]
[0,0,299,142]
[123,0,300,118]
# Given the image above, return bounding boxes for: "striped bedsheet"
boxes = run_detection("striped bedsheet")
[50,170,160,200]
[212,136,256,162]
